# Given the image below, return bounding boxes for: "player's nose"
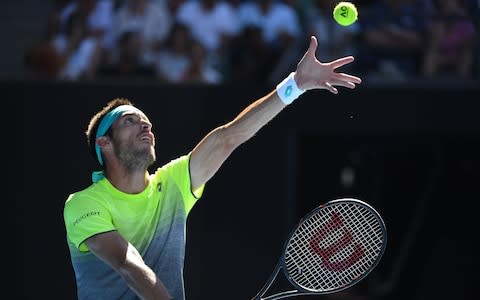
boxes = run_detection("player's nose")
[141,120,152,131]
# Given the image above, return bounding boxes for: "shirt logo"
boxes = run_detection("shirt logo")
[73,211,100,226]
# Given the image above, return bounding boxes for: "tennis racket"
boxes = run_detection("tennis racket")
[251,198,387,300]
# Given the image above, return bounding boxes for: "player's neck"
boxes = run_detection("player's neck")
[105,167,150,194]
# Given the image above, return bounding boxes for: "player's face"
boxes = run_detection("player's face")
[110,112,156,169]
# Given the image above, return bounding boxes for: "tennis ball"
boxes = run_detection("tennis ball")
[333,2,358,26]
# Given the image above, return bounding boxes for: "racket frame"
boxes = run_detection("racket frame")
[252,198,387,300]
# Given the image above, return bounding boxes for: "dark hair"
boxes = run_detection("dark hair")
[86,98,134,167]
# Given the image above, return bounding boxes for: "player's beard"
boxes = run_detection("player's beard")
[114,139,156,173]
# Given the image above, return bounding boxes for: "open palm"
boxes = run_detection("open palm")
[294,36,362,94]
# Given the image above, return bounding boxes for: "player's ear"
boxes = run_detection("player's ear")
[96,136,111,149]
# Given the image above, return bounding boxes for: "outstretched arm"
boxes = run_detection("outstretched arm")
[189,36,362,191]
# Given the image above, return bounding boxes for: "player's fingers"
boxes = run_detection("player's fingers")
[324,82,338,94]
[333,73,362,84]
[329,79,357,89]
[330,56,355,69]
[307,36,318,57]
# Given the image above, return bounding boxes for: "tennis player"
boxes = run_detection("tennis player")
[63,35,362,300]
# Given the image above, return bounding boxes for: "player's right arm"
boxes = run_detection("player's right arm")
[85,231,172,300]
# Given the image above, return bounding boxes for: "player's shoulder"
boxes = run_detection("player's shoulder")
[159,154,190,169]
[64,181,107,208]
[152,154,191,178]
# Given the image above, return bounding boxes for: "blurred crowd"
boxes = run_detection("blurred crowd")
[24,0,479,84]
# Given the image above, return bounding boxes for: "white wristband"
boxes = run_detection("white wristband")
[276,72,305,105]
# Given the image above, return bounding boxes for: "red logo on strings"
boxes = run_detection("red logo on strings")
[309,212,364,271]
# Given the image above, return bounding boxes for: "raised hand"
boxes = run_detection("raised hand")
[294,36,362,94]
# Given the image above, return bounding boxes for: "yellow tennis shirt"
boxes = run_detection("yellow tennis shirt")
[64,154,204,300]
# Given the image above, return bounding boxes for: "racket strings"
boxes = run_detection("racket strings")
[285,202,385,292]
[337,206,382,279]
[289,212,354,289]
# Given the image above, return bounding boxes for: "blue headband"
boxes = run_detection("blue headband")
[92,104,143,182]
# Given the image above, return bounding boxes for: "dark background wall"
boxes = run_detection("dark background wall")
[5,80,479,300]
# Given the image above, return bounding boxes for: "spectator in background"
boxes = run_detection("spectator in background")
[421,0,477,80]
[293,0,317,32]
[227,24,272,82]
[97,31,155,80]
[269,0,306,83]
[113,0,172,67]
[181,40,222,84]
[155,22,221,84]
[176,0,239,79]
[235,0,303,83]
[165,0,186,16]
[58,0,115,64]
[154,22,192,83]
[54,11,103,80]
[24,0,107,80]
[24,1,67,79]
[357,0,427,81]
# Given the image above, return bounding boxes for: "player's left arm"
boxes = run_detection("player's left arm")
[190,89,285,191]
[189,36,362,191]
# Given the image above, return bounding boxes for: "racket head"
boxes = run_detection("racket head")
[281,198,387,294]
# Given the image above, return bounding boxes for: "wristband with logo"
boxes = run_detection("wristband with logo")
[276,72,305,105]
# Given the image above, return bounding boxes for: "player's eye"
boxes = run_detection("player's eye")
[124,116,139,125]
